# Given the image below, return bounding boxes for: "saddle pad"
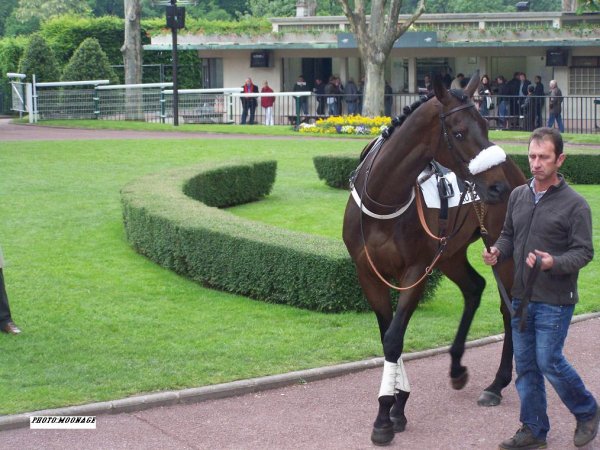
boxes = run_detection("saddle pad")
[419,170,479,209]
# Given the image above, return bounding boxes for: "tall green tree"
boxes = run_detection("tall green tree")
[18,33,60,82]
[14,0,92,23]
[0,0,19,36]
[61,37,118,82]
[248,0,295,17]
[89,0,125,17]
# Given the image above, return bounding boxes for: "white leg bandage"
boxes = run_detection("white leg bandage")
[468,145,506,175]
[378,359,411,398]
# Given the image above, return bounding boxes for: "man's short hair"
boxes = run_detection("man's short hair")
[529,127,563,159]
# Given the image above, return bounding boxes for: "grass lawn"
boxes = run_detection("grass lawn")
[1,124,599,415]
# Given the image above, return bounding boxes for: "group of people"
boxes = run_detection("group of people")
[319,75,362,116]
[243,70,565,131]
[239,77,276,126]
[469,72,564,132]
[240,74,383,125]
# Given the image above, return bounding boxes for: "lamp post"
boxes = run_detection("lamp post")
[154,0,192,126]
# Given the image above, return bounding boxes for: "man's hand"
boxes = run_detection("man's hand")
[526,249,553,270]
[483,246,500,266]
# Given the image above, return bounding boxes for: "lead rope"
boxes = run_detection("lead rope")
[471,189,516,317]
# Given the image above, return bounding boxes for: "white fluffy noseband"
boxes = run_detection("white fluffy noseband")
[468,145,506,175]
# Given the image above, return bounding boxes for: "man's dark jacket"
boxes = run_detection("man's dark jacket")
[494,175,593,305]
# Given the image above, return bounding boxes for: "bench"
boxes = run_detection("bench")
[182,113,223,124]
[485,115,523,130]
[287,114,329,125]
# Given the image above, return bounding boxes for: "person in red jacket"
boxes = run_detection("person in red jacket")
[261,80,275,126]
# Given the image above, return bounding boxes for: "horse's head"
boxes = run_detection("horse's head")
[431,71,509,204]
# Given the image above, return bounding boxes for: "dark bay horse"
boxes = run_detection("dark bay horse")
[342,73,527,445]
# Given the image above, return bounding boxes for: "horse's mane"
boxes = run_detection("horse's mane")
[359,92,434,162]
[358,89,470,163]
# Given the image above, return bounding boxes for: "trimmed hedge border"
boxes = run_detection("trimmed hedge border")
[314,153,600,189]
[121,160,367,313]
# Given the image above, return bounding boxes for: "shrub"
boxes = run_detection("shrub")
[0,36,26,113]
[61,37,119,83]
[121,160,368,313]
[313,154,359,189]
[508,154,600,184]
[183,161,276,207]
[40,15,136,67]
[18,33,60,82]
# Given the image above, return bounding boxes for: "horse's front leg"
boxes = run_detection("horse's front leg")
[439,256,486,390]
[372,280,423,446]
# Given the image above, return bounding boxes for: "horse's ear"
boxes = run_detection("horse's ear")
[433,73,449,104]
[464,70,480,97]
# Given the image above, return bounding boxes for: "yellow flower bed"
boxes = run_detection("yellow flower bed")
[298,115,391,135]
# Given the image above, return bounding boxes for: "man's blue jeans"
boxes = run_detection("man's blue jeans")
[547,112,564,132]
[497,101,507,128]
[512,300,597,440]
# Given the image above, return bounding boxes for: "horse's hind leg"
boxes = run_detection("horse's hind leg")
[438,253,486,390]
[478,261,514,407]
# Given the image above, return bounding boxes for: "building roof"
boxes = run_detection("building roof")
[145,12,600,52]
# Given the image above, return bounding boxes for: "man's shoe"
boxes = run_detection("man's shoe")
[1,321,21,335]
[574,407,600,447]
[499,425,547,449]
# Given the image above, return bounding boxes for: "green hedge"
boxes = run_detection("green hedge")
[183,161,277,207]
[121,160,368,313]
[315,153,600,188]
[313,154,359,189]
[509,154,600,184]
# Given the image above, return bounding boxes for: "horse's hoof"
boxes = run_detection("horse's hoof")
[477,390,502,407]
[450,369,469,390]
[391,414,407,433]
[371,423,395,446]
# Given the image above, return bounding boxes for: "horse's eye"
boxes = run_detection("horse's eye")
[454,131,464,140]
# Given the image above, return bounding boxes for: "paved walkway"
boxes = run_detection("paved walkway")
[1,315,599,449]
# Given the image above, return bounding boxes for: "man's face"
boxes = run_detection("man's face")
[528,138,565,184]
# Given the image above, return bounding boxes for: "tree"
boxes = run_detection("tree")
[89,0,125,17]
[339,0,425,116]
[248,0,296,17]
[18,33,60,82]
[61,37,118,82]
[14,0,91,23]
[0,0,18,36]
[122,0,142,85]
[122,0,143,119]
